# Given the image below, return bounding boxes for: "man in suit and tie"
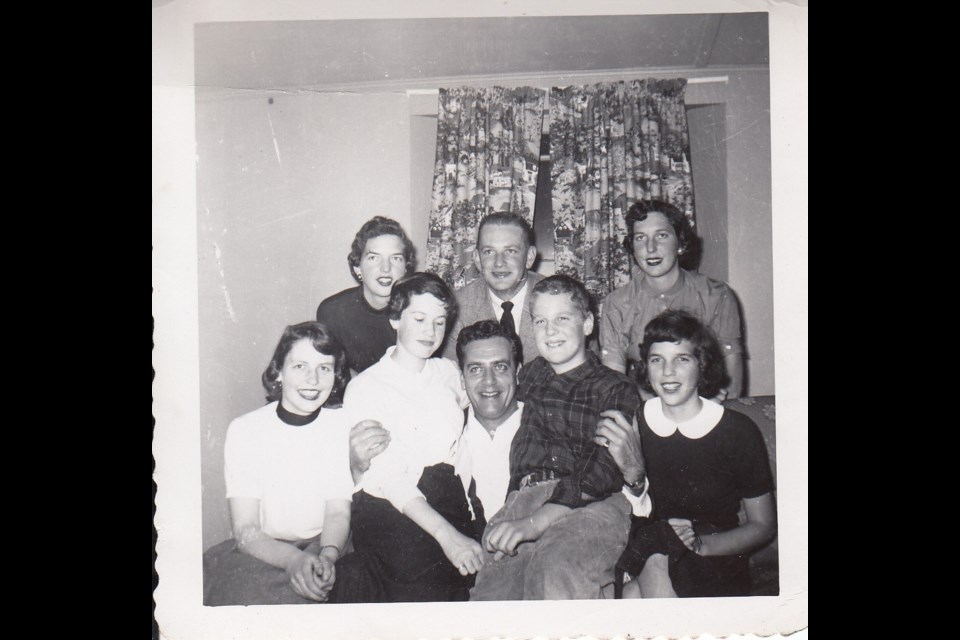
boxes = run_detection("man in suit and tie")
[442,212,543,364]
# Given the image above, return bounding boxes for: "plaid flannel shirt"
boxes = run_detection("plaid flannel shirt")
[508,351,642,508]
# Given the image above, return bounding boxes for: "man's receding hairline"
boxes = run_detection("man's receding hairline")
[478,220,530,245]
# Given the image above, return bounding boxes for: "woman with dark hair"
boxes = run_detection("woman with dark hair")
[330,272,486,603]
[202,322,354,606]
[599,200,744,400]
[317,216,417,375]
[606,310,776,598]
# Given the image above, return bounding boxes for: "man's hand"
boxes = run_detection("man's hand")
[349,420,391,481]
[595,409,646,486]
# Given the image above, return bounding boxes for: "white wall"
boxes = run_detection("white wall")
[717,71,774,396]
[196,89,411,549]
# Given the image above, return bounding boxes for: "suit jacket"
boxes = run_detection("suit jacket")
[442,271,545,365]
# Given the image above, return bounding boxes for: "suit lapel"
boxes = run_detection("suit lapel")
[518,272,542,331]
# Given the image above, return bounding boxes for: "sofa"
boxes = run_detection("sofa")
[724,395,779,596]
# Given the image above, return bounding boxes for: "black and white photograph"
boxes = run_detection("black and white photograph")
[152,1,807,638]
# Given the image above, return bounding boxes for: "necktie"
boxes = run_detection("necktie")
[500,301,516,335]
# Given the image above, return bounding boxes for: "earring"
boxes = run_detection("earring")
[678,248,685,255]
[356,272,363,281]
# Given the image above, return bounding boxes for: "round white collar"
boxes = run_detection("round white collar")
[643,397,724,440]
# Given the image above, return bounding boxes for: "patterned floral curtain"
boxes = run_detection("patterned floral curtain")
[549,79,695,298]
[426,86,546,289]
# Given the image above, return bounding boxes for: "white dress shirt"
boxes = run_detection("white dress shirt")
[462,402,525,517]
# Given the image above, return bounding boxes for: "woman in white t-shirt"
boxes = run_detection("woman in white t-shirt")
[203,322,355,605]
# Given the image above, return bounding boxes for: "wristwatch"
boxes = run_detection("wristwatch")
[624,476,646,495]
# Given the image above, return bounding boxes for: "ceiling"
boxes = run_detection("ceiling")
[195,13,769,91]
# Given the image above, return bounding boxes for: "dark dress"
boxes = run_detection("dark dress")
[617,403,774,597]
[317,286,396,374]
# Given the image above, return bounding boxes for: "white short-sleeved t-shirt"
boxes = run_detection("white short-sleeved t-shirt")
[224,402,354,541]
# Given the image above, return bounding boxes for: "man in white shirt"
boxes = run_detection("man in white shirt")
[349,320,651,522]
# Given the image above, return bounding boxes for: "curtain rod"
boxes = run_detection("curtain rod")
[406,75,728,96]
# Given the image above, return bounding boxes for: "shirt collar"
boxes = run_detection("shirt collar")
[466,402,523,439]
[487,273,529,312]
[638,268,687,298]
[378,345,421,376]
[643,396,724,439]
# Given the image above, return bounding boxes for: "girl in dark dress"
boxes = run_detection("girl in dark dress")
[616,309,776,598]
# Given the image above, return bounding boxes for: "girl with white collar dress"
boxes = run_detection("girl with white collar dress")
[616,309,776,598]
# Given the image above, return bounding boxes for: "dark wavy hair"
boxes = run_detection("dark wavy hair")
[530,274,594,320]
[261,321,352,407]
[455,319,524,370]
[622,200,698,266]
[477,211,535,248]
[347,216,417,282]
[387,272,457,324]
[635,309,729,399]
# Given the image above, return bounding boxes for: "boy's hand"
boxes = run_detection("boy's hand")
[482,518,543,558]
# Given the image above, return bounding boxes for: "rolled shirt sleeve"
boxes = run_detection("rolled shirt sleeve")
[599,288,632,370]
[707,281,744,356]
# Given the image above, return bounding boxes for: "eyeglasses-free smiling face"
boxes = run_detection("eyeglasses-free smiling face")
[278,338,337,415]
[646,339,702,417]
[474,223,537,300]
[355,234,408,304]
[531,292,594,374]
[461,336,519,428]
[631,211,681,281]
[390,293,448,362]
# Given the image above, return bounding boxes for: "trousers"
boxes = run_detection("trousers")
[469,479,631,601]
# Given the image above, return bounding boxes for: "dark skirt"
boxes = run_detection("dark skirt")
[329,463,485,603]
[616,517,751,598]
[203,535,324,606]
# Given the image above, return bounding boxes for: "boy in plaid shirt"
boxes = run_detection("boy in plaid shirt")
[470,275,643,600]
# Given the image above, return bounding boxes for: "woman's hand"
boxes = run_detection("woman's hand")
[436,528,485,576]
[286,550,331,602]
[314,551,337,599]
[667,518,702,554]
